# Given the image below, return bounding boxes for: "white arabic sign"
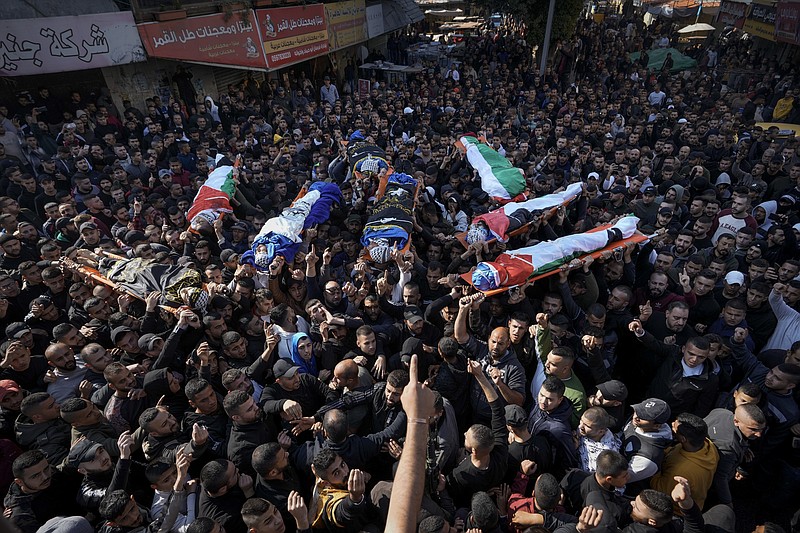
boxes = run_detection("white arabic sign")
[366,4,385,38]
[0,12,145,76]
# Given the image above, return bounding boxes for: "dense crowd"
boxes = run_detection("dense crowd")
[0,10,799,533]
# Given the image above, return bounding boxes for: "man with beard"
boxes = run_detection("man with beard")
[261,359,338,435]
[5,450,80,532]
[138,406,209,462]
[309,448,374,531]
[745,282,777,352]
[68,431,134,514]
[642,301,697,347]
[103,363,146,435]
[711,193,757,244]
[632,271,695,312]
[668,230,697,271]
[357,295,397,342]
[43,342,86,403]
[224,390,279,477]
[688,270,721,333]
[704,404,766,505]
[0,234,37,271]
[182,378,229,458]
[700,233,739,273]
[15,392,71,466]
[252,443,309,533]
[455,295,526,425]
[60,398,120,459]
[98,488,184,533]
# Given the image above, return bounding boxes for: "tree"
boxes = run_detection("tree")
[475,0,584,48]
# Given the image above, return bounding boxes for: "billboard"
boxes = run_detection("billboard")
[0,12,145,76]
[257,5,329,69]
[138,11,267,68]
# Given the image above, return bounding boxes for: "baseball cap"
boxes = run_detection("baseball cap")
[79,222,98,233]
[125,230,147,246]
[220,249,238,263]
[403,306,424,324]
[632,398,671,424]
[273,359,299,379]
[597,380,628,402]
[658,207,674,216]
[137,333,161,351]
[724,271,745,286]
[231,222,249,232]
[67,440,103,469]
[5,322,30,339]
[504,405,527,428]
[0,380,20,402]
[158,169,172,179]
[111,326,134,345]
[611,186,626,195]
[677,118,688,124]
[587,172,600,181]
[403,107,413,115]
[643,186,656,195]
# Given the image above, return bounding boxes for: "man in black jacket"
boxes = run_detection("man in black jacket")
[224,390,278,477]
[4,450,81,533]
[446,359,509,508]
[198,458,254,533]
[182,378,229,458]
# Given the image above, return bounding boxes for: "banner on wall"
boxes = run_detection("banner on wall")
[325,0,368,51]
[776,1,800,45]
[743,3,777,40]
[366,4,385,38]
[0,12,145,76]
[138,11,267,68]
[257,5,329,69]
[717,0,748,28]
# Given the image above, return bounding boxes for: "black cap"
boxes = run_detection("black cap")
[111,326,134,345]
[643,186,656,195]
[504,405,527,428]
[273,359,299,379]
[5,322,30,339]
[632,398,671,424]
[597,380,628,402]
[610,186,626,195]
[67,440,103,469]
[658,207,674,216]
[403,306,424,324]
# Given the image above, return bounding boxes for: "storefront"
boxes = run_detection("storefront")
[775,0,800,61]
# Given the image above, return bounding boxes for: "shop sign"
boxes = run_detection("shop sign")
[717,0,748,27]
[776,1,800,45]
[138,11,266,68]
[257,5,329,69]
[325,0,368,51]
[367,4,385,38]
[0,12,145,76]
[743,4,777,40]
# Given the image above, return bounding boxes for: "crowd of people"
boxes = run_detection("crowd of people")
[0,9,798,533]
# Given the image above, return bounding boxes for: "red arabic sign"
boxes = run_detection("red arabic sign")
[138,11,267,68]
[776,1,800,45]
[257,5,329,69]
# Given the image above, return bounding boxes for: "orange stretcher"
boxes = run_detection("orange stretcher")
[458,225,650,296]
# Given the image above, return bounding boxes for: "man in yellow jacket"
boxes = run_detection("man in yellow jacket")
[650,412,719,512]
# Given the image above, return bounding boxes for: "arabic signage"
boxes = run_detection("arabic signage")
[776,1,800,45]
[0,12,145,76]
[717,0,748,28]
[138,10,266,69]
[325,0,368,51]
[367,4,385,38]
[257,5,329,69]
[743,3,777,40]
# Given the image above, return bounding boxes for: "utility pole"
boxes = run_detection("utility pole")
[540,0,557,73]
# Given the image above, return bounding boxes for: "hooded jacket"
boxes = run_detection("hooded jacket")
[14,416,71,467]
[143,369,189,420]
[528,396,578,471]
[753,200,778,238]
[650,438,719,511]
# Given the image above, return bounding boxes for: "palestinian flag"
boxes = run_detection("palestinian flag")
[458,135,525,204]
[188,155,237,230]
[471,217,640,291]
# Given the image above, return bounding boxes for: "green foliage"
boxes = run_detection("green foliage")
[475,0,583,46]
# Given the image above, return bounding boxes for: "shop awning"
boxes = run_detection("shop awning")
[381,0,424,33]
